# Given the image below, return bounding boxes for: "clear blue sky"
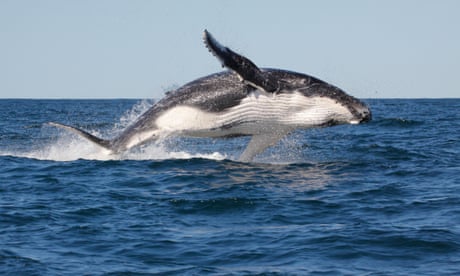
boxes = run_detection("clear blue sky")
[1,0,459,98]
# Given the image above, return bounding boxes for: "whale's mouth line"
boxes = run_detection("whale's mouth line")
[350,114,371,125]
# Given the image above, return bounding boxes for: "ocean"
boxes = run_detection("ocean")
[0,99,459,275]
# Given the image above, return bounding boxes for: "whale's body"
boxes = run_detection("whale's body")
[50,30,371,161]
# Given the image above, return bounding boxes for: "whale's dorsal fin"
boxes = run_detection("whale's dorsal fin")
[203,30,279,93]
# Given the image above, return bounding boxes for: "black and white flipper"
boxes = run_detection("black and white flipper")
[203,30,279,93]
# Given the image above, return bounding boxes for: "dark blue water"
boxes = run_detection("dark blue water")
[1,99,459,275]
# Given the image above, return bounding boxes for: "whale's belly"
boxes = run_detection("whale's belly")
[154,90,351,138]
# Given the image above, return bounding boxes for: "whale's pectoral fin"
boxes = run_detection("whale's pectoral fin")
[48,122,113,152]
[239,132,288,162]
[203,30,279,93]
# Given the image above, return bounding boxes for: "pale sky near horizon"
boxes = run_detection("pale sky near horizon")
[1,0,459,99]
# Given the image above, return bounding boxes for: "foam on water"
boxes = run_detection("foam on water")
[20,137,228,162]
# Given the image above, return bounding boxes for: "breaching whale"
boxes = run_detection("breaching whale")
[49,30,371,162]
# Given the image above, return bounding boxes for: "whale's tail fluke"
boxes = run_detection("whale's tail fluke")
[47,122,113,152]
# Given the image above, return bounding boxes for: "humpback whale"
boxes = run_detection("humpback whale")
[49,30,371,162]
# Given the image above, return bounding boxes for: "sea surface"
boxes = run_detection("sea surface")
[0,99,459,275]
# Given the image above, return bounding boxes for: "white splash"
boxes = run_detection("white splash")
[1,100,227,162]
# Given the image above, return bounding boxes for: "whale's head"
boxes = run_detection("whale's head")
[348,98,372,124]
[296,83,371,127]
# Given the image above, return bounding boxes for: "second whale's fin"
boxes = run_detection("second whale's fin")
[203,30,279,93]
[48,122,113,151]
